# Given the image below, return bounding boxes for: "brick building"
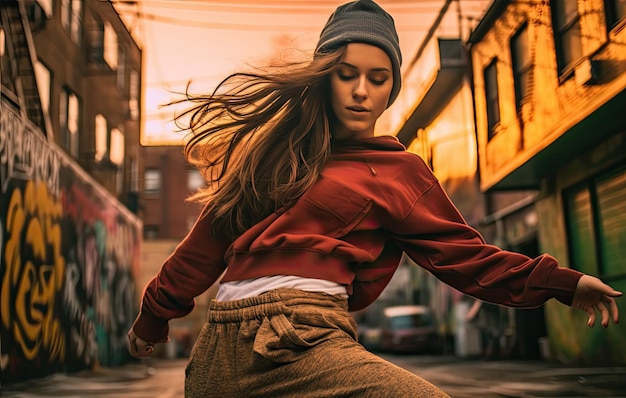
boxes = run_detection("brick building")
[139,145,215,357]
[27,0,142,212]
[141,145,205,239]
[1,0,143,381]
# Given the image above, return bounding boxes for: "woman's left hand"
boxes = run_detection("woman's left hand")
[128,329,156,358]
[572,275,622,328]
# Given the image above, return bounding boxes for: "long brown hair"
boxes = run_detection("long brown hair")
[174,48,346,238]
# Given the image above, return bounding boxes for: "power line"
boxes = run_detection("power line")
[114,9,433,31]
[112,1,489,32]
[112,0,445,14]
[113,0,450,10]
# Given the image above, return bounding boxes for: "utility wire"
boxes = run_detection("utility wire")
[112,9,433,31]
[112,0,451,10]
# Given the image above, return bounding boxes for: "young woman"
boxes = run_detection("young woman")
[128,1,621,396]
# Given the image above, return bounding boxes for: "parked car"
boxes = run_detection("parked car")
[379,305,441,354]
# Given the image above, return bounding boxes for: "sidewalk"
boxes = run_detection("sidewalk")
[1,358,186,397]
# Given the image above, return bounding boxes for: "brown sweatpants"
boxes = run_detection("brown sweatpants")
[184,289,449,397]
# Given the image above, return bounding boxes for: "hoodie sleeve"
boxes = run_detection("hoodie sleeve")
[388,175,583,308]
[132,207,231,343]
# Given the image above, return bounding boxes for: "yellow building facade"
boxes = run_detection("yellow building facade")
[469,0,626,364]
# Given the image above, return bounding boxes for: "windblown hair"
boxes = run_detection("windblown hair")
[175,48,346,238]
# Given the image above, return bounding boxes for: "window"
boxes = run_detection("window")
[110,127,125,166]
[59,88,80,157]
[1,29,17,95]
[87,20,104,64]
[37,0,53,17]
[187,169,205,192]
[110,128,125,194]
[564,165,626,277]
[95,114,108,162]
[61,0,83,44]
[484,60,500,139]
[129,70,139,121]
[551,0,582,75]
[605,0,626,30]
[388,314,433,329]
[104,21,118,69]
[511,23,531,110]
[34,61,51,114]
[1,26,4,57]
[144,169,161,195]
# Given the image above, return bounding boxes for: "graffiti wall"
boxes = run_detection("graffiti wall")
[0,102,142,383]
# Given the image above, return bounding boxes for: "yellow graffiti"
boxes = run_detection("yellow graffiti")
[1,180,66,361]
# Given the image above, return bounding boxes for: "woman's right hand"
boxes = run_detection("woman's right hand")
[128,329,155,358]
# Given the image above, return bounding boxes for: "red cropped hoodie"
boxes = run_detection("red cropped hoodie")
[133,135,583,343]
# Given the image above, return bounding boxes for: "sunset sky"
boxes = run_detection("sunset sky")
[114,1,491,145]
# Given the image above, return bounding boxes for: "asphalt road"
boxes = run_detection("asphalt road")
[379,354,626,397]
[2,355,626,397]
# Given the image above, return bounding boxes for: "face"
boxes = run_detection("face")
[329,42,393,140]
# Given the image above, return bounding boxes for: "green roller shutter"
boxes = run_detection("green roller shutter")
[596,166,626,276]
[564,164,626,277]
[565,187,599,275]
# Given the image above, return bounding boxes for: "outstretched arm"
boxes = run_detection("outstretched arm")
[388,164,621,322]
[128,206,231,357]
[573,275,622,328]
[392,181,583,309]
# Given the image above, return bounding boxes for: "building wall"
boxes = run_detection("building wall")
[472,0,626,191]
[1,0,145,383]
[0,102,143,383]
[470,0,626,365]
[422,84,483,226]
[537,131,626,364]
[30,0,143,210]
[141,145,205,239]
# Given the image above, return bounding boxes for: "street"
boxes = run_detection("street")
[2,354,626,397]
[379,354,626,398]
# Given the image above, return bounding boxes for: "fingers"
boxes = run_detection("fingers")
[128,342,140,358]
[585,297,619,328]
[597,286,621,327]
[603,287,623,298]
[585,305,596,328]
[135,341,154,357]
[127,331,138,357]
[127,330,155,358]
[596,301,610,328]
[575,276,621,328]
[609,296,620,324]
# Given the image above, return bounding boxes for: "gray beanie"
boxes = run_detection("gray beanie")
[315,0,402,107]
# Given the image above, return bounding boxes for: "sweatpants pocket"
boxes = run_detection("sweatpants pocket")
[253,313,321,363]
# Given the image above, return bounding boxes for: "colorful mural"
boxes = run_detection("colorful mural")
[0,102,142,383]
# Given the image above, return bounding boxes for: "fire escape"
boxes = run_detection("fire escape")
[0,0,52,137]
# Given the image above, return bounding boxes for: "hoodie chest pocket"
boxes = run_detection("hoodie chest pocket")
[300,177,372,238]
